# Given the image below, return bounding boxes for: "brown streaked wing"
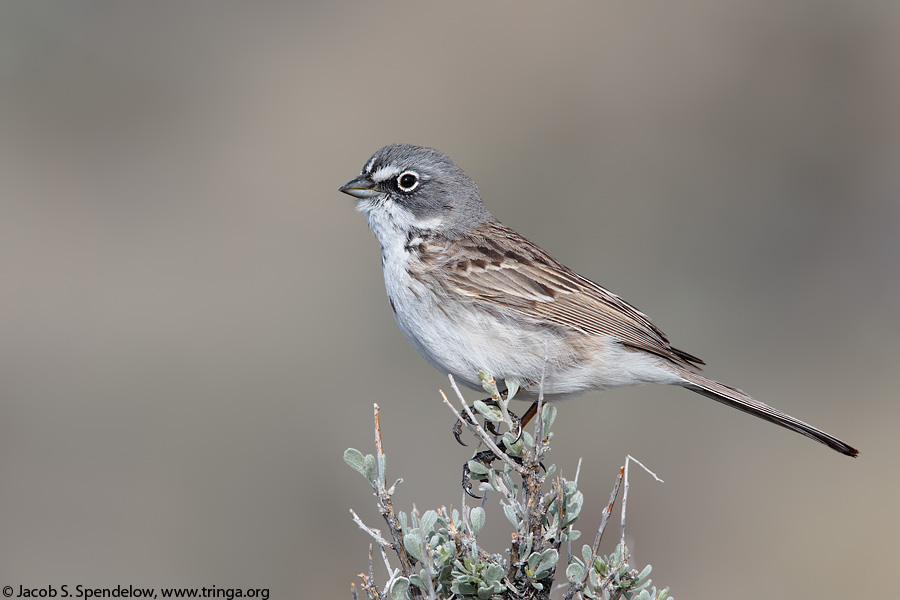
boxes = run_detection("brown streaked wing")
[429,220,704,369]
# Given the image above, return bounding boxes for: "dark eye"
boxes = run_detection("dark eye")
[396,171,420,193]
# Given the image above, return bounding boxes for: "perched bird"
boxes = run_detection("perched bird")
[339,143,858,457]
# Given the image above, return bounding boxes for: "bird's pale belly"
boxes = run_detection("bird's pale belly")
[386,269,676,401]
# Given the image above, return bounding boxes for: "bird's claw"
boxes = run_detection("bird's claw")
[452,411,473,446]
[462,446,527,499]
[451,390,519,445]
[452,393,539,496]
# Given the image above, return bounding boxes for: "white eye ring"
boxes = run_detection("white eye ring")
[396,171,420,193]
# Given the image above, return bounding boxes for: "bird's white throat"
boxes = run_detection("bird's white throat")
[356,197,442,250]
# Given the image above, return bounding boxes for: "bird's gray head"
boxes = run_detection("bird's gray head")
[339,144,493,242]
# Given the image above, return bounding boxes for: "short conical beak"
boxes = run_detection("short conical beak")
[339,175,381,199]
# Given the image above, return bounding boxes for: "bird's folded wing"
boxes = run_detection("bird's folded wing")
[428,221,704,369]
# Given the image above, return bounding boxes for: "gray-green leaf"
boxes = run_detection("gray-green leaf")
[582,545,593,566]
[389,577,409,600]
[535,548,558,576]
[470,506,485,536]
[541,404,557,433]
[505,378,520,401]
[566,562,585,582]
[343,448,366,476]
[403,532,425,563]
[473,400,501,422]
[503,504,520,528]
[467,460,491,476]
[364,453,377,483]
[484,564,504,585]
[421,510,438,535]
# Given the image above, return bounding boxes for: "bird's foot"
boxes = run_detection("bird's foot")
[461,443,529,499]
[452,389,523,446]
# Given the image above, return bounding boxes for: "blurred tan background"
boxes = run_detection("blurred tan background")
[1,2,898,598]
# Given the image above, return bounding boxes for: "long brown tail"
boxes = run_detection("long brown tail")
[675,369,858,457]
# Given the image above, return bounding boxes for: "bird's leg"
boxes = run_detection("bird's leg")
[452,389,546,497]
[462,449,493,499]
[451,408,475,446]
[458,401,547,498]
[461,437,547,498]
[452,389,522,445]
[461,446,528,499]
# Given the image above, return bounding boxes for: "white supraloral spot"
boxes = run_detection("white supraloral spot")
[371,165,402,183]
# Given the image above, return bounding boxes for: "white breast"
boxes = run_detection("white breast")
[361,199,462,380]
